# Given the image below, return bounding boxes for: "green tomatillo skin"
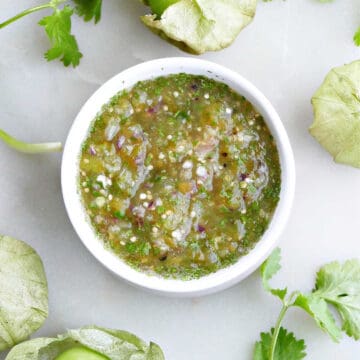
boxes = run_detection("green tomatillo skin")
[148,0,180,16]
[55,347,108,360]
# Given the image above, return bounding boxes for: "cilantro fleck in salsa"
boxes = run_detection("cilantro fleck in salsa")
[79,74,281,280]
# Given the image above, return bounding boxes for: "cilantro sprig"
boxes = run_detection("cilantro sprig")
[254,248,360,360]
[0,0,102,67]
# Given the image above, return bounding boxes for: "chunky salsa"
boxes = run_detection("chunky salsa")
[79,74,281,279]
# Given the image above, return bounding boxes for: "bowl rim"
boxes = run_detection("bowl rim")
[61,57,295,297]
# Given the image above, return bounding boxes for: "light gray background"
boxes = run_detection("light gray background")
[1,0,360,359]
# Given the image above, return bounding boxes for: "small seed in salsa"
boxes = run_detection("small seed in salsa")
[79,74,281,280]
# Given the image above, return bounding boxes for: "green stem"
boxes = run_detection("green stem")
[269,291,300,360]
[0,129,62,154]
[0,4,53,29]
[269,303,289,360]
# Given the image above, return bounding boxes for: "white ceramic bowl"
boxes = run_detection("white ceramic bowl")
[62,57,295,297]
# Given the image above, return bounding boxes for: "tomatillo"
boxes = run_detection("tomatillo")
[55,347,108,360]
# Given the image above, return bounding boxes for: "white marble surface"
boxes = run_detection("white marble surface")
[1,0,360,359]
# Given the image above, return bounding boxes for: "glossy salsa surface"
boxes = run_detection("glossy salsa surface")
[79,74,281,279]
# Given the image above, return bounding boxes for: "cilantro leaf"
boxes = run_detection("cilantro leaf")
[260,248,287,300]
[354,27,360,46]
[254,327,306,360]
[74,0,102,24]
[294,293,342,342]
[313,259,360,340]
[38,6,82,67]
[260,248,281,288]
[271,288,288,300]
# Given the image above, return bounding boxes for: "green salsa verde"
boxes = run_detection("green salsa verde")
[79,74,281,280]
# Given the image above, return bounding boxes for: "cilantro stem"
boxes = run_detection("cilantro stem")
[0,129,62,154]
[269,303,289,360]
[0,4,54,29]
[269,291,300,360]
